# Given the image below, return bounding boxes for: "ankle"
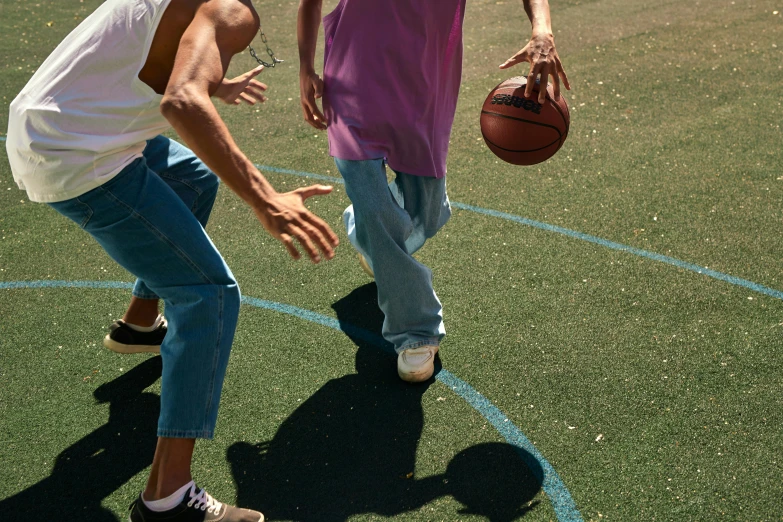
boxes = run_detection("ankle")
[144,475,193,501]
[142,481,194,511]
[123,297,161,327]
[125,314,164,332]
[123,312,160,328]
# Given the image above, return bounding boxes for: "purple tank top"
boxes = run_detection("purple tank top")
[322,0,466,178]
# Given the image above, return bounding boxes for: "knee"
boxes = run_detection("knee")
[355,200,412,243]
[426,202,451,238]
[220,277,241,319]
[202,268,240,325]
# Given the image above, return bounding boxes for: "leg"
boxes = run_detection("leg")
[127,136,222,322]
[50,160,262,519]
[336,158,445,353]
[145,437,196,499]
[123,295,162,327]
[105,137,221,355]
[387,169,451,256]
[50,157,239,478]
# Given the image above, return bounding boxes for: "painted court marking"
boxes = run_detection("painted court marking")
[0,279,582,522]
[256,163,783,302]
[1,134,779,300]
[4,144,781,518]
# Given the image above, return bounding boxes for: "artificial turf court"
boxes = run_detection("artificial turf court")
[1,0,782,520]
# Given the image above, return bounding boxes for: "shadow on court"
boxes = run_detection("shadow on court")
[0,356,161,521]
[228,284,543,521]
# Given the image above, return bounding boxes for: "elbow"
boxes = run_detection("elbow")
[160,86,202,122]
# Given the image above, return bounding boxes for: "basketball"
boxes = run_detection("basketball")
[480,76,570,166]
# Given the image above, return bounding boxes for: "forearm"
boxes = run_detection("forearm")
[298,0,322,72]
[161,89,276,209]
[522,0,553,36]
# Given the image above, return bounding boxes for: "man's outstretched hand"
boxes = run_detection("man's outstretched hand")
[254,184,339,263]
[215,65,268,105]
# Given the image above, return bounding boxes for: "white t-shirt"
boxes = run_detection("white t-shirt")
[6,0,172,203]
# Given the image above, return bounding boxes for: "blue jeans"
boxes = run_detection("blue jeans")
[49,136,239,439]
[336,158,451,352]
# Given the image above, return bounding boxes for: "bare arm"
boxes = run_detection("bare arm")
[499,0,570,102]
[162,0,338,262]
[297,0,327,129]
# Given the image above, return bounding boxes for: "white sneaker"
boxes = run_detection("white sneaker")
[358,252,374,278]
[397,345,439,382]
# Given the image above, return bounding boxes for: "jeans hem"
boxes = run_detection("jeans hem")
[132,291,159,300]
[157,428,215,440]
[397,339,440,353]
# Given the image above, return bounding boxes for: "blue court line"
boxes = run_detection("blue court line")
[0,137,778,300]
[254,163,783,302]
[1,279,582,522]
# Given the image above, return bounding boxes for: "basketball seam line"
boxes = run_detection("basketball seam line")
[480,110,563,137]
[491,83,570,152]
[480,111,562,153]
[545,94,570,148]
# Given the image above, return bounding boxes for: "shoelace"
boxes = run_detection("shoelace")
[186,484,223,515]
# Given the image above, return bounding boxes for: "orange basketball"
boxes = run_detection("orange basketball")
[480,77,570,165]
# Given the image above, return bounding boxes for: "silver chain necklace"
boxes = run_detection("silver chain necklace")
[248,24,283,68]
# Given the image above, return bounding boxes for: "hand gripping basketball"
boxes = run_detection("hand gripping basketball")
[480,77,570,166]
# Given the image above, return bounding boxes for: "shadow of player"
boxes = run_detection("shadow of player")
[228,284,543,521]
[0,356,162,521]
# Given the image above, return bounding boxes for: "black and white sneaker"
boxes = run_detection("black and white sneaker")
[103,317,167,354]
[128,484,264,522]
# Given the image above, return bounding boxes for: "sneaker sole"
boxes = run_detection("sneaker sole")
[130,514,263,522]
[104,335,161,354]
[399,367,434,383]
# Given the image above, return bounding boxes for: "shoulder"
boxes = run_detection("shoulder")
[193,0,260,51]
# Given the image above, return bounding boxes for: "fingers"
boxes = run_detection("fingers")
[279,216,337,263]
[279,233,301,260]
[299,75,328,129]
[296,184,334,199]
[522,57,563,102]
[551,56,564,99]
[499,56,520,69]
[304,212,339,256]
[239,92,257,105]
[265,185,339,263]
[537,62,552,103]
[307,98,327,128]
[240,88,267,104]
[524,61,539,99]
[499,49,528,69]
[300,102,326,130]
[248,79,268,93]
[552,70,561,101]
[301,100,327,130]
[312,77,324,99]
[246,65,264,79]
[293,186,339,261]
[300,220,337,261]
[288,225,323,263]
[557,56,571,91]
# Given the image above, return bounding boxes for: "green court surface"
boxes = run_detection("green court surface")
[1,1,782,520]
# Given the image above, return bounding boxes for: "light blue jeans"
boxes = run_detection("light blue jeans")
[336,158,451,353]
[49,136,239,439]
